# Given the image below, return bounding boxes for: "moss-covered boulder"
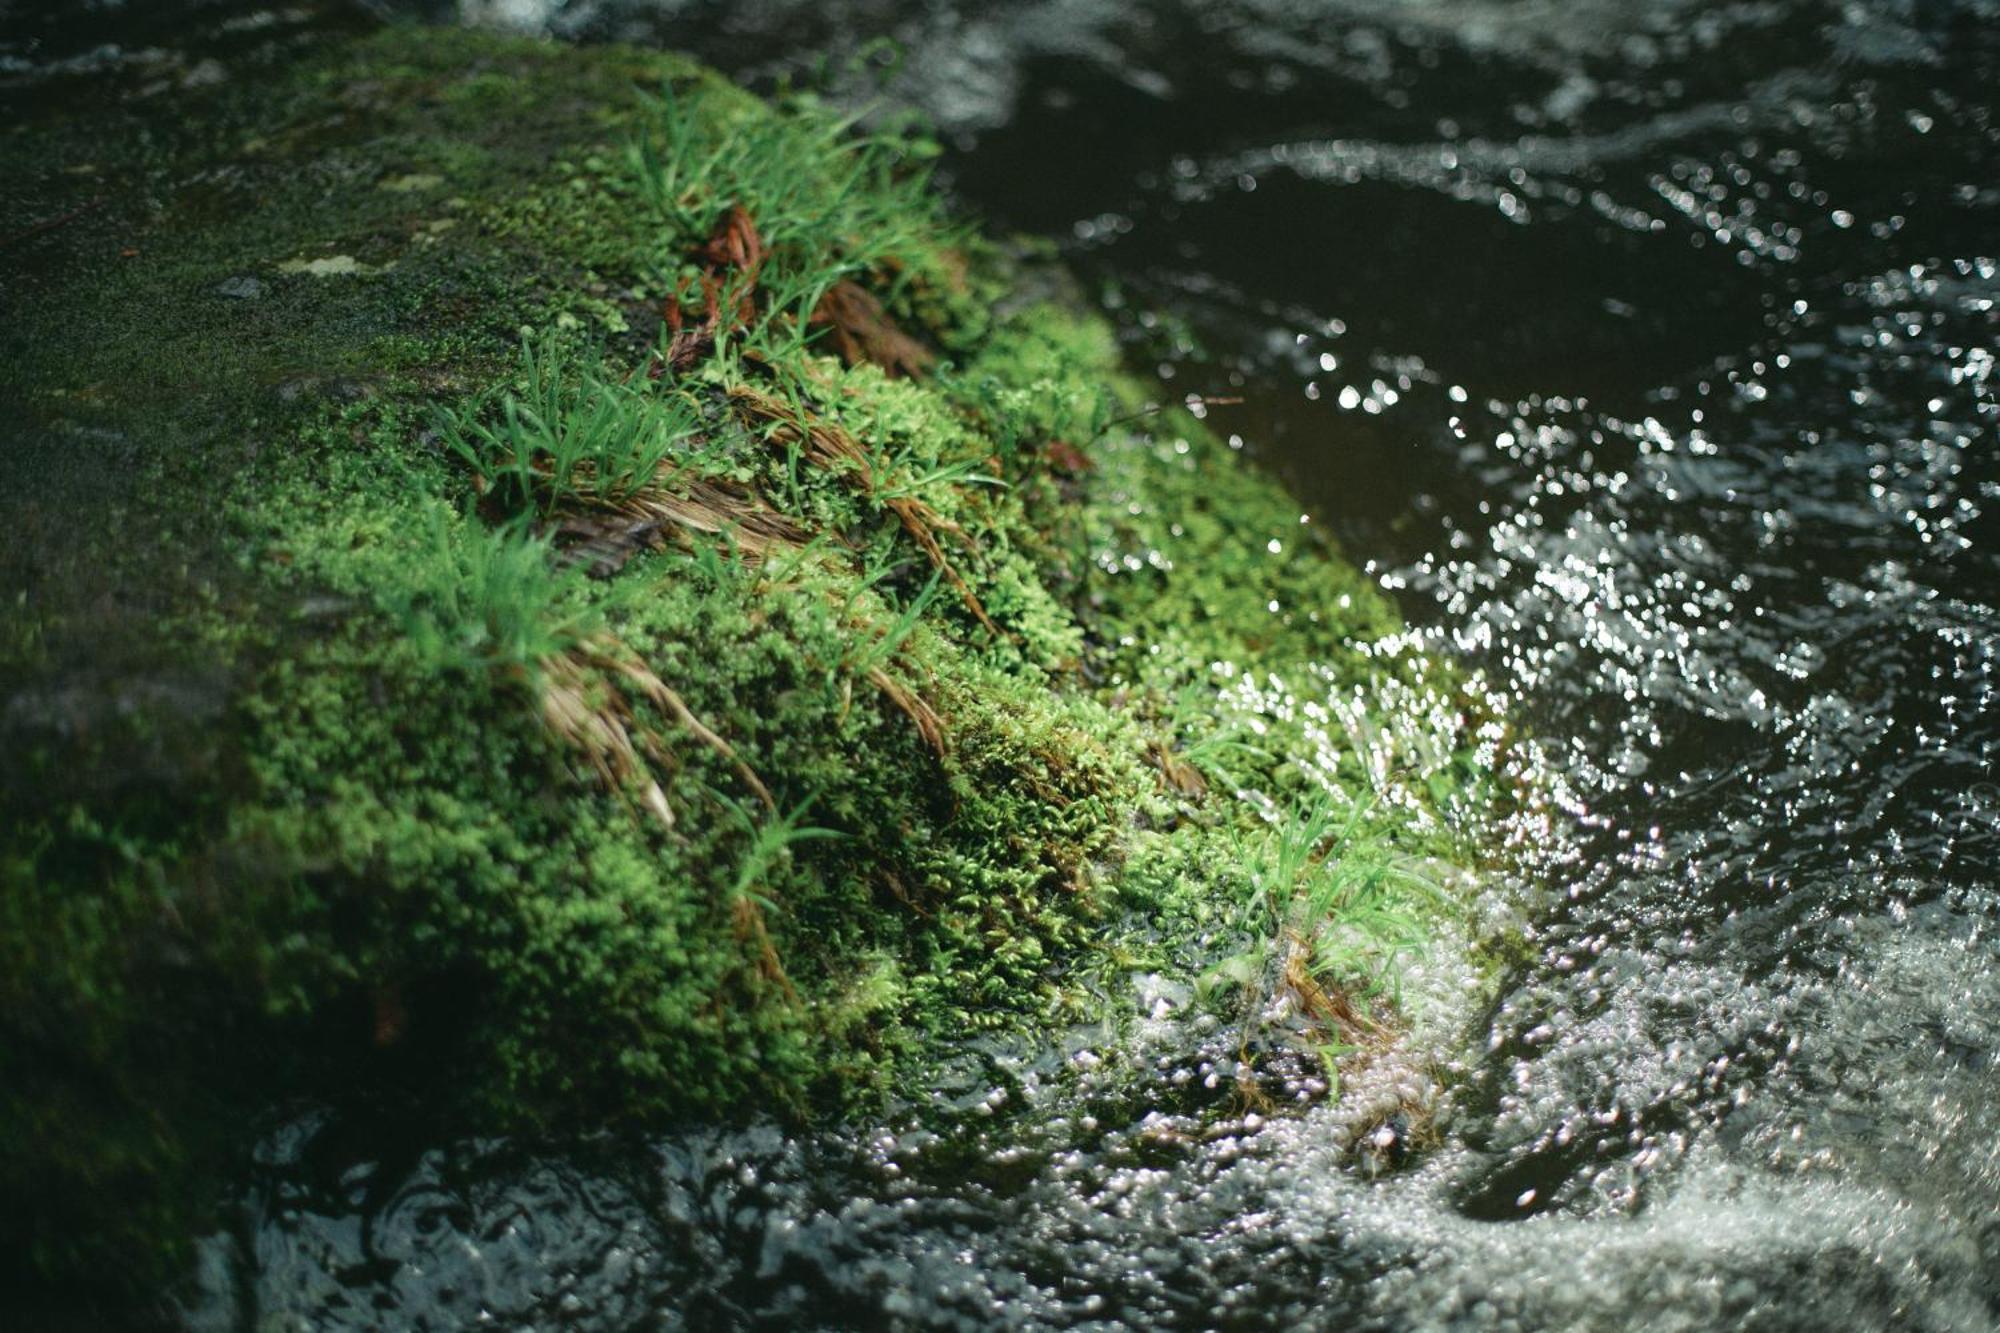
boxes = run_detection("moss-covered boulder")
[0,19,1519,1308]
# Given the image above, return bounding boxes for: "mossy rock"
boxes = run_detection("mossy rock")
[0,18,1521,1310]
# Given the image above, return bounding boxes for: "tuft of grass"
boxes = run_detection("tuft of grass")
[383,514,597,676]
[436,336,705,518]
[1200,790,1452,1053]
[712,787,847,998]
[629,78,959,296]
[440,335,817,570]
[381,517,768,828]
[837,566,948,754]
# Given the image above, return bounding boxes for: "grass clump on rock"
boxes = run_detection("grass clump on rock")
[0,19,1525,1305]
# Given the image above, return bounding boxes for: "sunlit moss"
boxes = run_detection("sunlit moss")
[0,21,1515,1305]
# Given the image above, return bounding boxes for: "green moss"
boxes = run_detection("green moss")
[0,20,1520,1308]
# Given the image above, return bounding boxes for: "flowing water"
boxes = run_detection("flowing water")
[12,0,1998,1327]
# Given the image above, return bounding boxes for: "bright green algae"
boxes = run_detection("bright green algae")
[0,24,1517,1298]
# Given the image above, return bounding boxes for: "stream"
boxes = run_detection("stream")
[13,0,1997,1327]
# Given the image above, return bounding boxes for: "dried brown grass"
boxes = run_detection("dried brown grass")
[537,633,773,829]
[1281,931,1396,1049]
[809,279,935,379]
[550,469,812,576]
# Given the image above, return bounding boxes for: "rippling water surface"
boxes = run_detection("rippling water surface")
[46,0,1985,1326]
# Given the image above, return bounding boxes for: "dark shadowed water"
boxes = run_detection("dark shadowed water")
[13,0,1998,1327]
